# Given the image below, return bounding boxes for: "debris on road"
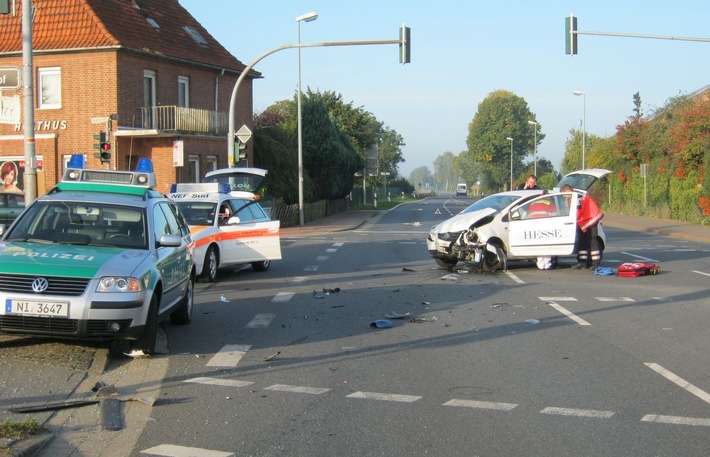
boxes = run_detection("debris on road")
[370,319,393,329]
[384,311,411,319]
[441,274,459,281]
[263,351,281,362]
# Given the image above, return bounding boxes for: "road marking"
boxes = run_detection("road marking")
[265,384,330,395]
[504,271,524,284]
[184,377,253,388]
[539,296,577,301]
[206,344,252,367]
[141,444,233,456]
[540,407,615,419]
[547,301,591,326]
[245,313,276,328]
[333,242,345,247]
[316,255,329,261]
[346,391,421,403]
[326,248,338,253]
[620,251,659,262]
[640,414,710,427]
[596,297,634,302]
[292,276,308,283]
[272,292,295,302]
[644,363,710,405]
[304,265,319,272]
[443,399,517,411]
[690,270,710,277]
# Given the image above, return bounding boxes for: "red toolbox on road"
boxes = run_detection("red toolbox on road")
[617,262,661,277]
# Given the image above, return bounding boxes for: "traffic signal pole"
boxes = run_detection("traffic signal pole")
[22,0,36,203]
[227,26,411,167]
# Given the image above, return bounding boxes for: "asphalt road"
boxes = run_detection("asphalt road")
[3,196,709,456]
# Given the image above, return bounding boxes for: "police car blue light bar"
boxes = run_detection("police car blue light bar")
[62,154,157,188]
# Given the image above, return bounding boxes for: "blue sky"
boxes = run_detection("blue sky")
[179,1,710,178]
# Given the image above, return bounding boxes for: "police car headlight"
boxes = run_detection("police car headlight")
[98,277,145,293]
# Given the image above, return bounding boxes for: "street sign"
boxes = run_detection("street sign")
[0,67,20,90]
[90,116,109,124]
[236,124,252,144]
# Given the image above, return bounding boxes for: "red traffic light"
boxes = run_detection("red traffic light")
[100,142,111,151]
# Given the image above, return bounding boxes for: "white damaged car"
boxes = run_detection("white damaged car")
[426,169,610,271]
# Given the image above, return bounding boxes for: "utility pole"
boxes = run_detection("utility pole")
[22,0,37,203]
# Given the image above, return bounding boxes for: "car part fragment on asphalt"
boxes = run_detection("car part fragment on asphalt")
[384,311,411,319]
[370,319,393,328]
[101,398,123,431]
[9,399,100,413]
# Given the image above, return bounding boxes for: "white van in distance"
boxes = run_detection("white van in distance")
[456,183,468,196]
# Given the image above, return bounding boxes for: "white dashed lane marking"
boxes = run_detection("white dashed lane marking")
[443,399,517,411]
[264,384,330,395]
[303,265,319,272]
[184,377,253,388]
[541,407,615,419]
[346,391,422,403]
[205,344,251,367]
[140,444,232,456]
[596,297,634,302]
[640,415,710,427]
[645,363,710,405]
[545,301,591,326]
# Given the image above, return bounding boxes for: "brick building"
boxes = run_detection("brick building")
[0,0,258,194]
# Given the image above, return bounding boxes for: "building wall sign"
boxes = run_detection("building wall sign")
[14,120,69,131]
[0,95,20,125]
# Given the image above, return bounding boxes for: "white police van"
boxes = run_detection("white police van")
[0,155,195,356]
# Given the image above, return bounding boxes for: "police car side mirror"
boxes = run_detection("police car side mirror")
[510,210,521,220]
[158,234,182,247]
[0,224,5,236]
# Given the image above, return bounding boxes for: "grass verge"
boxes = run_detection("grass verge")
[0,419,42,440]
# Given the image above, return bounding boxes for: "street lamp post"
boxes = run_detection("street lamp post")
[297,11,318,226]
[573,90,586,170]
[527,120,538,176]
[506,136,514,191]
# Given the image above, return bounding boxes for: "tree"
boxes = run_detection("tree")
[465,90,543,191]
[433,151,457,193]
[409,166,433,192]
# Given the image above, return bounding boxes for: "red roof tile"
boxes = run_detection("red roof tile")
[0,0,248,73]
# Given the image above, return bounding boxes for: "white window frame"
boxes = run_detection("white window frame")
[143,70,156,128]
[187,155,200,183]
[206,155,218,174]
[38,67,61,109]
[178,75,189,108]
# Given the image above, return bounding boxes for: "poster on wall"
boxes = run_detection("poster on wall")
[1,157,44,194]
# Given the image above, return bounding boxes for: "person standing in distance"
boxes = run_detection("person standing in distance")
[518,175,541,190]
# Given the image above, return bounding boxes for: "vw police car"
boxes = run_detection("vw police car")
[0,156,195,356]
[169,182,281,282]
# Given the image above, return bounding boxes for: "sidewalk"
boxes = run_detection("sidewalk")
[602,212,710,244]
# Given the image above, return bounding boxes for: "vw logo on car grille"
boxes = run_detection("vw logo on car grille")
[32,277,50,293]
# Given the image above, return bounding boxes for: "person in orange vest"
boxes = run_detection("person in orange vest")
[561,184,604,270]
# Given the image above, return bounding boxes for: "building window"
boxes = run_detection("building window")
[187,155,199,183]
[183,26,208,47]
[38,67,61,109]
[178,76,189,108]
[206,155,218,173]
[143,70,156,128]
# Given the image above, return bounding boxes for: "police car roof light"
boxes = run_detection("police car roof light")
[136,158,154,173]
[170,183,177,193]
[67,154,86,169]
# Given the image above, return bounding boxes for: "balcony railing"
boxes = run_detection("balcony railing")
[140,106,228,136]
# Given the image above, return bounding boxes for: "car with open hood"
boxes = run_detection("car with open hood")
[426,168,610,271]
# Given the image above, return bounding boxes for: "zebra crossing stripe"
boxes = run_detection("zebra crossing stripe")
[206,344,251,367]
[246,313,276,328]
[272,292,295,302]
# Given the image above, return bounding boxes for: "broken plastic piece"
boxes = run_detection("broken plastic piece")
[525,319,540,324]
[384,311,411,319]
[370,319,393,328]
[92,381,117,397]
[441,274,459,281]
[220,294,230,302]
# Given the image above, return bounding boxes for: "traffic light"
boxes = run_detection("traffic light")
[399,24,411,64]
[100,139,111,163]
[565,14,578,55]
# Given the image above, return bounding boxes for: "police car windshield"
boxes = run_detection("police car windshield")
[460,194,525,214]
[174,202,218,226]
[5,201,147,249]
